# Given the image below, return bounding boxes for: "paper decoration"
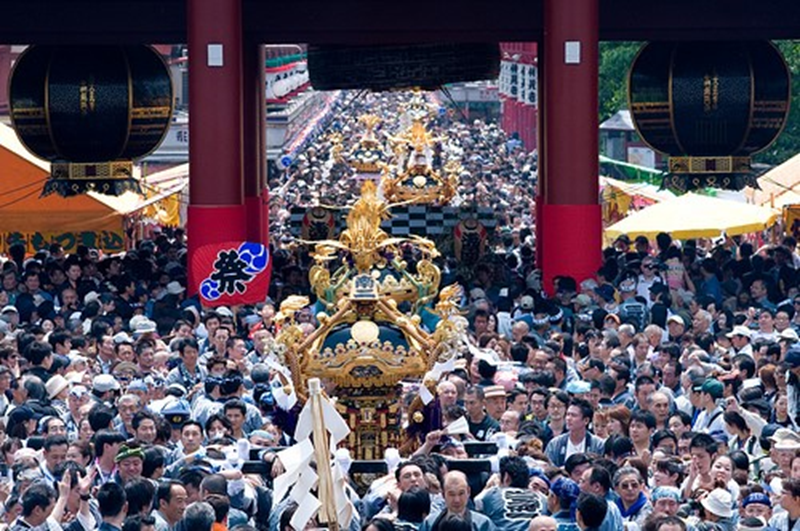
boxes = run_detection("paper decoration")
[273,378,355,530]
[445,416,470,436]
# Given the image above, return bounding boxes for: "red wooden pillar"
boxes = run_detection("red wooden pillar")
[186,0,247,290]
[539,0,601,293]
[243,42,268,246]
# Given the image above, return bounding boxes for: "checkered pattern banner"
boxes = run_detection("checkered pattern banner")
[289,205,497,238]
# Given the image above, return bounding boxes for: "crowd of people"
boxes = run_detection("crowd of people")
[0,89,797,531]
[266,91,538,247]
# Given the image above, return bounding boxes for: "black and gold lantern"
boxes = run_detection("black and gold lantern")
[308,43,500,91]
[628,41,791,192]
[10,45,173,197]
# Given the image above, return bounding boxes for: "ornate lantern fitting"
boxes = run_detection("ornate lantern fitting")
[628,41,791,192]
[10,45,174,197]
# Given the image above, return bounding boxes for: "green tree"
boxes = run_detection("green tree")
[598,42,641,122]
[755,40,800,166]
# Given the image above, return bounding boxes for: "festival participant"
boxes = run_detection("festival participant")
[613,467,653,529]
[465,386,500,441]
[4,88,800,531]
[548,477,581,531]
[545,399,605,467]
[576,493,608,531]
[578,465,624,531]
[10,482,57,531]
[771,478,800,531]
[419,471,496,531]
[475,456,543,531]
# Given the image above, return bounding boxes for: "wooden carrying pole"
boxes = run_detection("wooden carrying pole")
[308,378,339,531]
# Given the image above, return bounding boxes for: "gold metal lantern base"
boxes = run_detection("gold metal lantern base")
[43,161,141,197]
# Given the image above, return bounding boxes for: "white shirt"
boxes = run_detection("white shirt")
[636,274,663,308]
[694,405,728,437]
[751,330,778,343]
[566,436,586,461]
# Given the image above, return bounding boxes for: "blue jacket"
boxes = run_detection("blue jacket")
[544,432,606,467]
[598,496,623,531]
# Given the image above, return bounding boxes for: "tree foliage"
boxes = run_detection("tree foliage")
[755,40,800,166]
[598,42,641,122]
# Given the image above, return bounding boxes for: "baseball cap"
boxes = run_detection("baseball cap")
[69,385,88,398]
[785,346,800,368]
[565,380,591,395]
[127,380,148,392]
[667,315,685,327]
[133,319,157,334]
[594,285,615,303]
[50,355,71,373]
[93,374,121,393]
[8,406,41,425]
[115,444,144,463]
[242,314,261,327]
[572,294,592,308]
[760,423,781,443]
[113,332,133,345]
[520,295,535,311]
[727,325,753,339]
[216,306,234,318]
[166,383,187,397]
[742,493,772,509]
[128,315,148,330]
[112,362,139,376]
[619,278,636,293]
[439,438,465,452]
[470,288,487,301]
[649,283,670,297]
[701,379,724,400]
[161,399,191,426]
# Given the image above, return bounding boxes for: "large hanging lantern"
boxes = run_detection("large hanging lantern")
[10,45,173,197]
[628,41,791,192]
[308,43,500,91]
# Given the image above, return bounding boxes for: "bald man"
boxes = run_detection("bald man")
[529,516,558,531]
[438,381,459,408]
[419,471,497,531]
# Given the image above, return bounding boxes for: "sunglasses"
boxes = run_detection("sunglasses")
[619,481,640,489]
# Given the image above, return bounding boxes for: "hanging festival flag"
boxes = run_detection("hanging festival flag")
[192,241,271,307]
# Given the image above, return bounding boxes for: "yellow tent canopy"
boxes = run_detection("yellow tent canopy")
[90,163,188,227]
[0,122,187,253]
[746,152,800,208]
[605,193,779,240]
